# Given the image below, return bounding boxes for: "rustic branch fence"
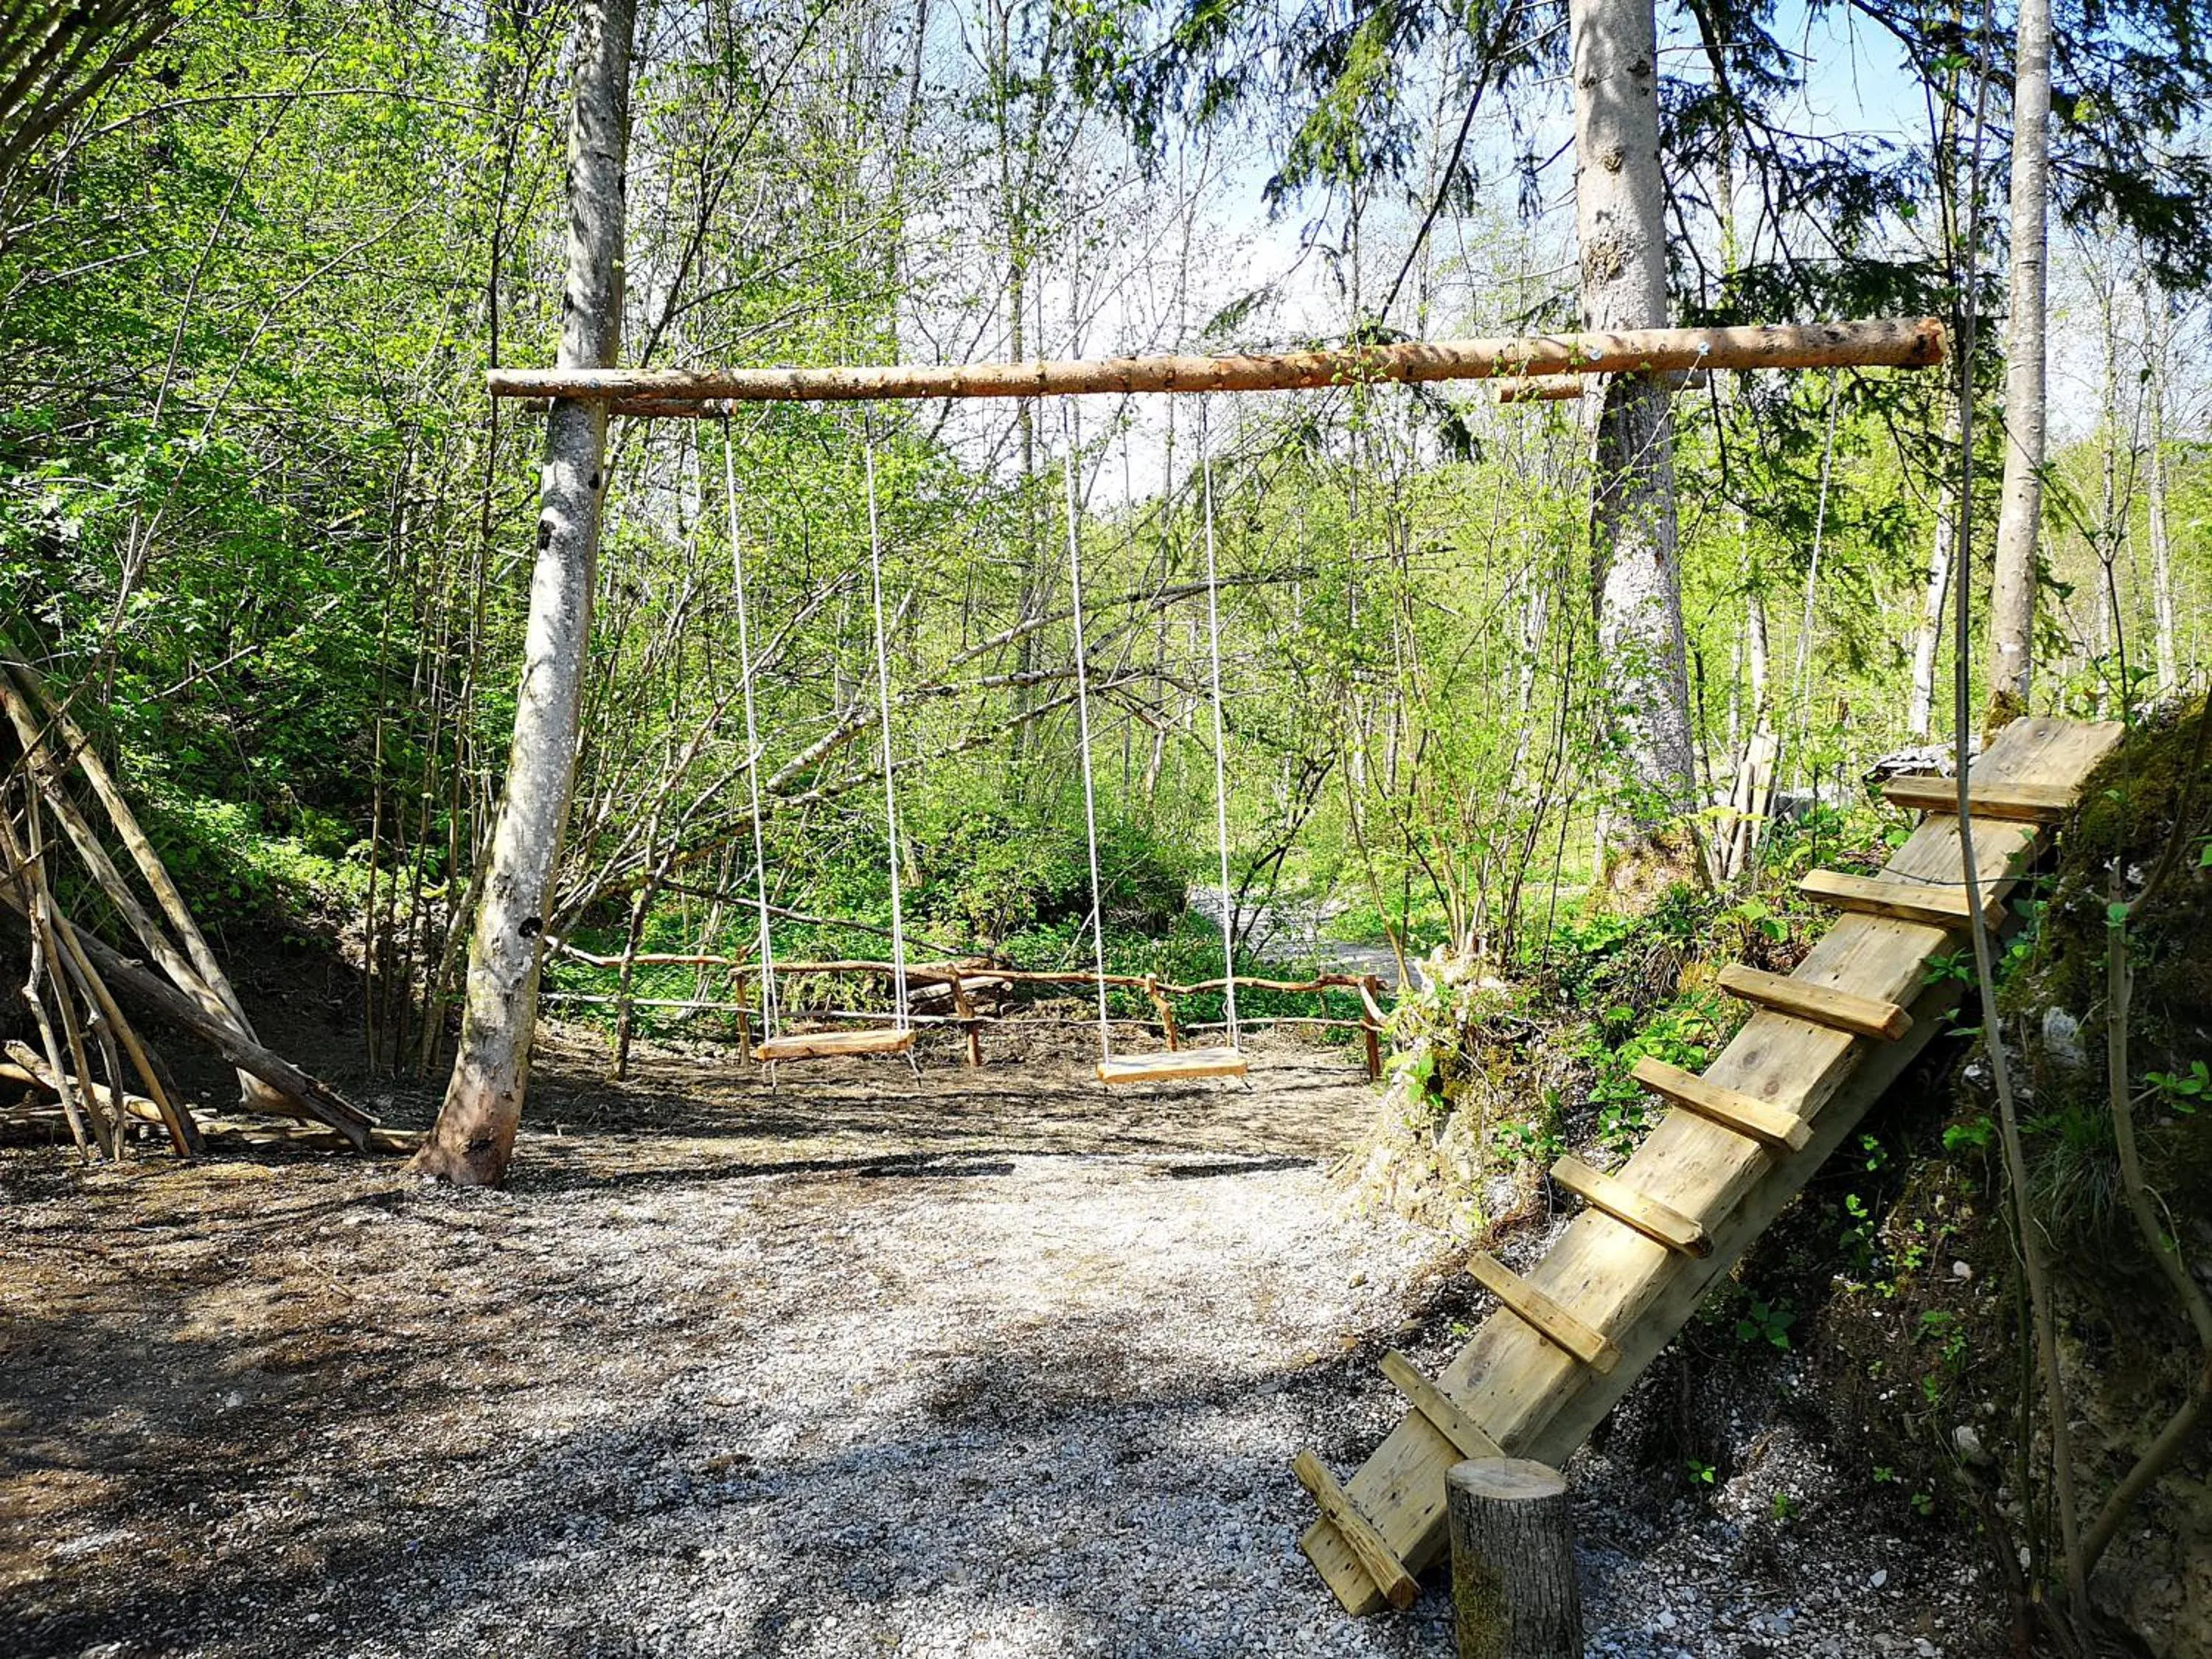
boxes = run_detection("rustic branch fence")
[543,939,1393,1079]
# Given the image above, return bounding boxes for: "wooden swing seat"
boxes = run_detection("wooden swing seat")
[1096,1045,1248,1085]
[754,1026,917,1063]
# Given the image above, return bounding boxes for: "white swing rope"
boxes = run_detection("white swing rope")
[1196,397,1240,1050]
[721,416,780,1051]
[1062,402,1115,1059]
[860,425,912,1034]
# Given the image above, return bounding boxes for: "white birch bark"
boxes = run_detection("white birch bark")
[2145,284,2178,694]
[2094,296,2120,714]
[1570,0,1697,845]
[1987,0,2052,717]
[1746,579,1770,735]
[1907,507,1954,740]
[415,0,635,1186]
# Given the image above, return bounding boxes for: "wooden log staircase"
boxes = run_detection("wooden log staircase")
[1296,716,2124,1615]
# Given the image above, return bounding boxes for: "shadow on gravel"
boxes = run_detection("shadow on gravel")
[3,1038,1411,1658]
[1160,1155,1319,1179]
[1,1284,1419,1659]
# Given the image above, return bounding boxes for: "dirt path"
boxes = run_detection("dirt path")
[2,1035,1464,1658]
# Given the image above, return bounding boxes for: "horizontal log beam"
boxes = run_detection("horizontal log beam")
[488,319,1947,406]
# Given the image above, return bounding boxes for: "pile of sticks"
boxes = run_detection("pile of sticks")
[0,652,376,1158]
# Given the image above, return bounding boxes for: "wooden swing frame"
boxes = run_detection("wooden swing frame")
[504,318,1947,1078]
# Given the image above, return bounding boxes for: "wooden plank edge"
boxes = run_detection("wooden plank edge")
[1378,1350,1506,1459]
[752,1027,918,1061]
[1292,1449,1419,1610]
[1096,1046,1248,1083]
[1717,961,1913,1041]
[1880,773,2074,821]
[1468,1252,1623,1374]
[1630,1056,1813,1153]
[1798,868,2003,931]
[1550,1154,1712,1256]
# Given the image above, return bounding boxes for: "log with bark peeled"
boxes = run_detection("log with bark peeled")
[487,319,1947,406]
[3,1040,171,1128]
[0,888,375,1148]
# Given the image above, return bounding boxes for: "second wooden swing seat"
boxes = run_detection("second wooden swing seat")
[1065,397,1249,1094]
[753,1026,918,1063]
[726,426,919,1076]
[1096,1044,1248,1085]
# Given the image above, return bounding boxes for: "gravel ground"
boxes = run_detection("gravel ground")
[3,1031,2008,1658]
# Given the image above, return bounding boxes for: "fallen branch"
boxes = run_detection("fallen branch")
[0,884,374,1148]
[3,1040,170,1127]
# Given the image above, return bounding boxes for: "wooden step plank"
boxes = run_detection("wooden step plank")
[1469,1253,1622,1374]
[1298,714,2129,1617]
[1630,1057,1812,1153]
[1799,868,2003,930]
[1096,1045,1247,1084]
[1292,1450,1419,1610]
[1717,961,1912,1040]
[1378,1350,1506,1460]
[1881,773,2076,823]
[1550,1155,1712,1255]
[753,1026,917,1062]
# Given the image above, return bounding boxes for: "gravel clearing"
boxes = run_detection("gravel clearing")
[3,1032,2008,1657]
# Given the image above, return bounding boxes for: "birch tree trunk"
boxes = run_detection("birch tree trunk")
[414,0,634,1187]
[1907,18,1965,744]
[1986,0,2052,720]
[1569,0,1697,858]
[2145,283,2178,695]
[1745,583,1769,734]
[1907,512,1954,739]
[2093,291,2120,714]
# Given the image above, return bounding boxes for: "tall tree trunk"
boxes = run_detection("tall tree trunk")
[1986,0,2052,720]
[2145,282,2178,695]
[2094,291,2120,714]
[1907,7,1964,745]
[1907,509,1954,740]
[1745,579,1770,738]
[1570,0,1696,855]
[414,0,635,1187]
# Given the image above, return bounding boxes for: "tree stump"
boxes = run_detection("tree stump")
[1447,1458,1582,1659]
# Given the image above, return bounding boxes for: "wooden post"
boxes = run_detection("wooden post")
[1446,1459,1582,1659]
[949,976,982,1067]
[1144,974,1181,1050]
[1360,975,1386,1080]
[728,966,751,1057]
